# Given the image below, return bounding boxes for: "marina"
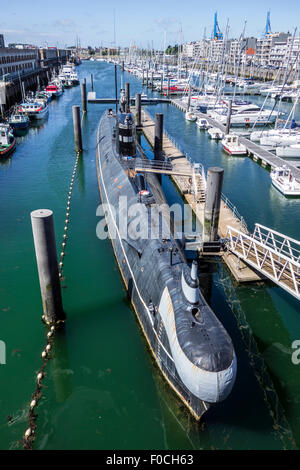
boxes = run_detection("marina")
[1,6,300,452]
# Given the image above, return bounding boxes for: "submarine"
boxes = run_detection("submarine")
[96,90,237,419]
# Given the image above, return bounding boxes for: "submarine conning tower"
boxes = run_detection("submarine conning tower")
[116,110,137,157]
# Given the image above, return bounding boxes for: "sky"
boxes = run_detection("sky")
[0,0,300,49]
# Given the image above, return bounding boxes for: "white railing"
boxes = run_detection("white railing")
[221,193,248,233]
[163,128,207,189]
[252,223,300,268]
[226,224,300,300]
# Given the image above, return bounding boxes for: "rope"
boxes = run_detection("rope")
[22,144,82,449]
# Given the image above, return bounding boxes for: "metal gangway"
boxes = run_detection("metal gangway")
[226,223,300,300]
[125,157,207,202]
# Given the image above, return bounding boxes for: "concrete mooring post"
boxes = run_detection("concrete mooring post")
[125,82,130,112]
[72,105,82,152]
[225,99,232,135]
[90,73,94,92]
[135,93,141,127]
[31,209,65,325]
[154,113,163,159]
[203,167,224,243]
[81,81,87,113]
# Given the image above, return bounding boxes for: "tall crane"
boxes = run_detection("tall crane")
[264,10,272,37]
[212,11,223,40]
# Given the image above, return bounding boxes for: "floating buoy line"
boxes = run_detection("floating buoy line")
[22,148,81,450]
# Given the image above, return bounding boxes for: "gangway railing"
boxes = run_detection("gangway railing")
[221,193,248,234]
[226,224,300,301]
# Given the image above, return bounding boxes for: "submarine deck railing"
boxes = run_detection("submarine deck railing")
[226,223,300,300]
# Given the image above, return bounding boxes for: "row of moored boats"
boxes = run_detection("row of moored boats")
[0,63,79,159]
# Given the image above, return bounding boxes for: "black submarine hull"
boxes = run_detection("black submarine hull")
[96,110,236,420]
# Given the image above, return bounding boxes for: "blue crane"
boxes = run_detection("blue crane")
[212,11,223,40]
[264,10,272,37]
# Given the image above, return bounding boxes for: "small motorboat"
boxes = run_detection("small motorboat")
[271,165,300,196]
[0,123,16,158]
[221,134,247,156]
[185,110,197,122]
[8,112,30,130]
[208,127,224,140]
[196,118,210,129]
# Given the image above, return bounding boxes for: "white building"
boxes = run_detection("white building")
[183,41,208,59]
[286,35,300,70]
[256,33,289,66]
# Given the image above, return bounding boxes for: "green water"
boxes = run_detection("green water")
[0,61,299,450]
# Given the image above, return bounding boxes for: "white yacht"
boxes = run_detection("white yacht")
[276,144,300,158]
[271,166,300,196]
[58,64,79,85]
[196,118,211,129]
[211,104,280,127]
[260,133,300,146]
[250,128,300,142]
[221,134,247,156]
[208,127,224,140]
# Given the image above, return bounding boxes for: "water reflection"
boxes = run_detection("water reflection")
[50,327,73,403]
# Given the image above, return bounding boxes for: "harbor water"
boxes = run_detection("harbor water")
[0,61,299,449]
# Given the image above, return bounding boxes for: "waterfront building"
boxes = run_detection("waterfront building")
[0,47,38,79]
[255,32,290,66]
[38,48,71,68]
[286,35,300,70]
[0,34,4,48]
[229,37,257,65]
[182,40,210,59]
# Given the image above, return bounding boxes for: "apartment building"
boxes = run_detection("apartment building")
[256,32,289,66]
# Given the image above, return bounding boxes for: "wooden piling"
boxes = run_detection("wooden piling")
[135,93,141,127]
[154,113,163,159]
[72,105,82,152]
[31,209,65,325]
[203,168,224,243]
[91,73,94,91]
[81,81,87,113]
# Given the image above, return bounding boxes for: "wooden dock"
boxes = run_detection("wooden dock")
[171,98,300,180]
[140,109,263,283]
